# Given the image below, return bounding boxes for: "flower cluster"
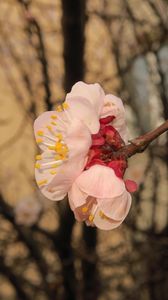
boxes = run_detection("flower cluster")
[34,82,137,230]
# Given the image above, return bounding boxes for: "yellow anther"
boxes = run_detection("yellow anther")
[50,170,57,175]
[51,121,57,126]
[37,130,44,136]
[48,145,56,150]
[35,162,41,169]
[51,115,57,120]
[62,102,69,109]
[88,214,94,222]
[51,163,60,168]
[82,206,88,213]
[99,211,104,218]
[55,154,62,160]
[37,179,48,186]
[56,105,63,112]
[55,142,63,151]
[46,125,52,131]
[56,133,63,140]
[60,154,66,161]
[36,138,43,144]
[59,148,68,156]
[36,155,42,160]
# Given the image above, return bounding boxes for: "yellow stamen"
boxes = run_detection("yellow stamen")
[36,155,42,160]
[55,154,62,160]
[56,133,63,140]
[46,125,52,131]
[62,102,69,110]
[50,170,57,175]
[37,130,44,136]
[50,163,60,168]
[48,145,56,150]
[51,121,57,126]
[89,214,94,222]
[56,105,63,112]
[99,210,104,218]
[36,138,43,144]
[35,162,41,169]
[82,206,88,213]
[59,148,68,156]
[51,115,57,120]
[60,154,67,161]
[37,179,48,186]
[55,142,63,151]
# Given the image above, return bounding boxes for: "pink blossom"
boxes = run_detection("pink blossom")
[34,81,137,230]
[69,165,131,230]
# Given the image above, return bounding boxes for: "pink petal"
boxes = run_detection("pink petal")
[35,157,87,201]
[74,165,125,199]
[35,119,92,201]
[66,96,100,134]
[64,119,92,158]
[101,94,128,142]
[66,81,105,114]
[125,179,138,193]
[98,192,132,221]
[68,181,88,211]
[93,209,124,230]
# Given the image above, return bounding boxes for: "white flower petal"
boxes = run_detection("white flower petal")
[66,81,105,114]
[74,165,125,199]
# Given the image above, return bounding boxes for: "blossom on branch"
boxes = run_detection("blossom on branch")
[34,81,137,230]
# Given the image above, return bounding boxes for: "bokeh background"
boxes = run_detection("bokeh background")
[0,0,168,299]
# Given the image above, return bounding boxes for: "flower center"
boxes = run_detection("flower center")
[85,116,127,179]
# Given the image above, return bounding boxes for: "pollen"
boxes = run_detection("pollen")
[35,162,41,169]
[46,125,52,131]
[55,142,63,151]
[37,130,44,136]
[51,121,57,126]
[56,133,63,140]
[55,154,62,160]
[82,206,88,213]
[51,115,57,120]
[56,105,63,112]
[51,163,60,168]
[36,138,43,144]
[62,102,69,109]
[37,179,48,186]
[48,145,56,150]
[89,214,94,222]
[36,155,42,160]
[99,210,104,218]
[50,170,57,175]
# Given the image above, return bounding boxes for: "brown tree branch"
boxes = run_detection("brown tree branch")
[110,120,168,160]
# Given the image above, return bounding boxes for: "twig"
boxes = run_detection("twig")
[108,120,168,160]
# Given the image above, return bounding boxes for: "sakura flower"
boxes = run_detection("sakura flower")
[69,165,132,230]
[34,112,91,201]
[14,196,42,227]
[34,81,137,230]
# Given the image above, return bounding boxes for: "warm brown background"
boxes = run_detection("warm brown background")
[0,1,168,300]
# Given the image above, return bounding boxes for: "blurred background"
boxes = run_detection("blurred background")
[0,0,168,299]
